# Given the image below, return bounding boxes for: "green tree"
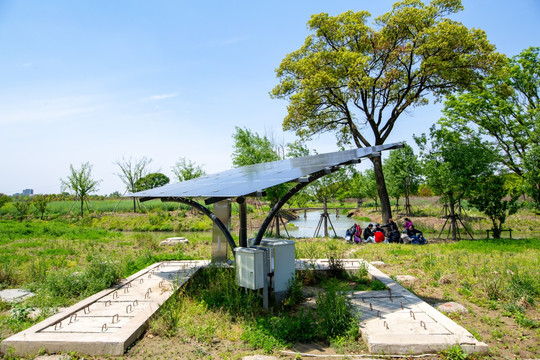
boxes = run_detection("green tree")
[13,199,31,221]
[271,0,500,223]
[441,47,540,208]
[172,157,206,182]
[61,162,101,217]
[348,170,378,209]
[0,194,11,210]
[230,127,289,206]
[115,156,152,212]
[135,173,170,191]
[32,194,51,220]
[468,175,519,238]
[416,127,496,239]
[383,145,421,211]
[231,127,281,167]
[523,146,540,208]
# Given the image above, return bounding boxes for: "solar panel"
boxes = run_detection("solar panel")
[129,143,403,200]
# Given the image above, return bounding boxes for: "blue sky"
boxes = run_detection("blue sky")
[1,0,539,195]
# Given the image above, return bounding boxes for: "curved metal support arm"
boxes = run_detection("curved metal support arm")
[254,171,327,245]
[161,197,238,251]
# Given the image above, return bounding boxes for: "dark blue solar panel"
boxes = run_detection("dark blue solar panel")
[130,143,403,199]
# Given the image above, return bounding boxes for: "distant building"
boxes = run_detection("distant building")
[22,189,34,196]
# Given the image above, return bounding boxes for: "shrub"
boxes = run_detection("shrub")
[39,256,122,303]
[316,281,358,339]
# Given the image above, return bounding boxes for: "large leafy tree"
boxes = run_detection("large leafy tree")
[272,0,500,223]
[468,175,519,239]
[61,162,101,217]
[416,127,497,239]
[441,47,540,207]
[115,156,152,212]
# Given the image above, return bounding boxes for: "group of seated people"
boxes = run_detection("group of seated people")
[345,217,427,245]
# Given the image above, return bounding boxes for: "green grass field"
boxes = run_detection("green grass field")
[0,197,539,359]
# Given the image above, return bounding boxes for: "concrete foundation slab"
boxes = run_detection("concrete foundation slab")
[1,260,209,357]
[0,289,35,302]
[296,259,488,356]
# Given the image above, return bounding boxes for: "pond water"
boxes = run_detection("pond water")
[286,210,372,238]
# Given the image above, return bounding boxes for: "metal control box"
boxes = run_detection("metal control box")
[249,238,296,299]
[234,247,265,290]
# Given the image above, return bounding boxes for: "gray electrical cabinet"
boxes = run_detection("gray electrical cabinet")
[248,238,296,300]
[234,247,265,290]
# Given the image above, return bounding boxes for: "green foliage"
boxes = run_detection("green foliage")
[115,156,152,212]
[242,322,288,353]
[115,156,152,192]
[441,47,540,208]
[283,276,304,307]
[31,195,51,220]
[0,194,11,210]
[348,169,378,207]
[0,220,119,242]
[231,127,280,167]
[188,266,263,319]
[468,175,519,238]
[230,126,291,206]
[37,256,122,304]
[134,172,170,191]
[440,344,468,360]
[416,126,497,239]
[383,144,421,201]
[12,200,31,221]
[272,0,499,220]
[60,162,101,216]
[316,281,358,339]
[0,261,18,288]
[171,157,206,182]
[244,310,317,351]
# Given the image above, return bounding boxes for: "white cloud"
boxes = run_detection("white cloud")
[145,92,178,101]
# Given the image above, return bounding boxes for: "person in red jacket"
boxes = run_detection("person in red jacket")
[373,223,387,243]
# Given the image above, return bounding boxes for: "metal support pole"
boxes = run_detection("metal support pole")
[323,197,328,237]
[237,197,247,247]
[262,248,270,311]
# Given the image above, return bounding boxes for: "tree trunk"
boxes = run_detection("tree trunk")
[80,198,84,217]
[370,155,392,224]
[492,219,501,239]
[357,197,363,208]
[133,198,137,213]
[449,200,457,240]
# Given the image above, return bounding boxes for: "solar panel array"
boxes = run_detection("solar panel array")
[130,143,403,199]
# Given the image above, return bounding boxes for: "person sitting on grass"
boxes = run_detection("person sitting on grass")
[406,225,427,245]
[373,223,387,243]
[403,217,413,231]
[382,218,401,243]
[363,223,375,243]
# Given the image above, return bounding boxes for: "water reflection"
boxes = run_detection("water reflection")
[287,210,371,238]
